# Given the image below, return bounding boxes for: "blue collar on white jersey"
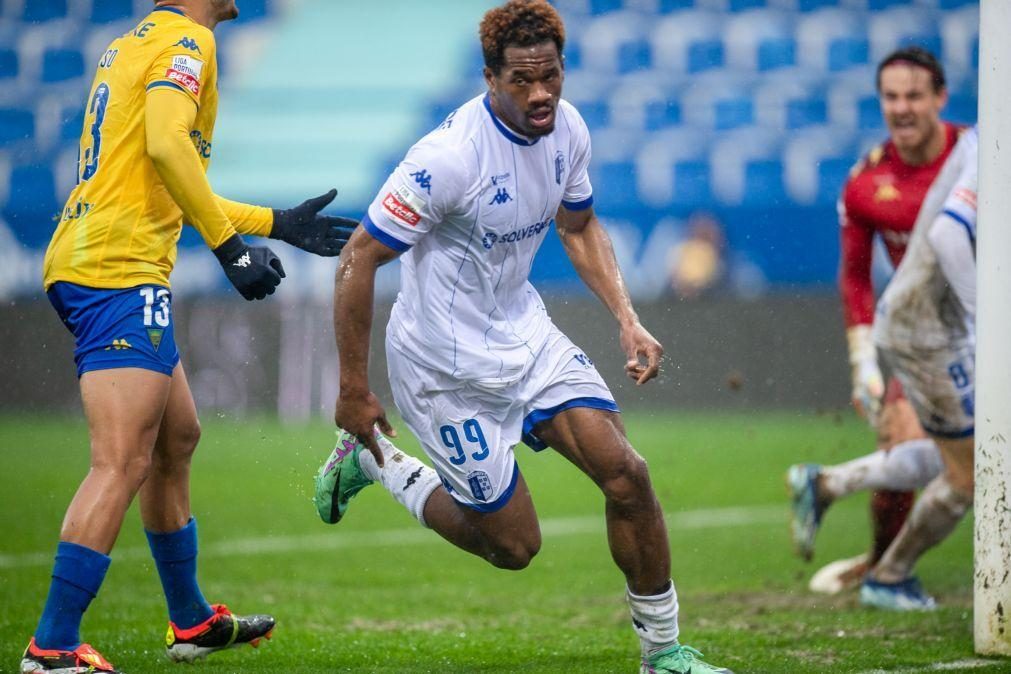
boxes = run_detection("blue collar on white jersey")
[483,94,540,147]
[153,6,186,16]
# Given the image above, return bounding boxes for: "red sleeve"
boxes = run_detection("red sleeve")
[838,184,875,327]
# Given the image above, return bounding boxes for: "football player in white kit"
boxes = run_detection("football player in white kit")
[314,2,732,672]
[860,125,979,610]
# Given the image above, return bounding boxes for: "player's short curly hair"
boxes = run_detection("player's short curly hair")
[876,47,946,93]
[480,0,565,74]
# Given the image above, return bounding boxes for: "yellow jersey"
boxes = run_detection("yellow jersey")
[44,7,221,290]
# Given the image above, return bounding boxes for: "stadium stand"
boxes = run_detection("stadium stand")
[0,0,979,291]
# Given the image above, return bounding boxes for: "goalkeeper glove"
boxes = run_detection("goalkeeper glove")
[847,324,885,426]
[213,233,285,301]
[271,189,358,256]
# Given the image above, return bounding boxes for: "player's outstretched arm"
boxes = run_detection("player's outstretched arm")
[145,89,283,300]
[213,192,357,257]
[556,205,663,385]
[333,228,401,465]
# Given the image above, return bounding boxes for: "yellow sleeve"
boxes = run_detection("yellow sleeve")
[214,196,274,238]
[145,87,236,249]
[145,29,212,108]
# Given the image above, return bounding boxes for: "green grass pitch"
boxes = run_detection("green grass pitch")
[1,412,1006,673]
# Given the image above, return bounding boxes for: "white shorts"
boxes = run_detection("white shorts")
[386,326,617,512]
[879,343,974,439]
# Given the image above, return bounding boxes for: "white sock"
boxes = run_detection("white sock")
[821,439,942,498]
[627,581,680,657]
[358,435,441,528]
[874,474,972,582]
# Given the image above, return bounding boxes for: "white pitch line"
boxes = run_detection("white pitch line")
[0,504,784,570]
[856,658,1008,673]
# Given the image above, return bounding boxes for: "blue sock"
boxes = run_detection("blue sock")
[145,518,213,629]
[34,542,111,651]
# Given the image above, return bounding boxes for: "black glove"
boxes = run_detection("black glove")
[213,233,285,301]
[271,188,358,256]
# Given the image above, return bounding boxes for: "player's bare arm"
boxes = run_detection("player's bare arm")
[333,228,400,465]
[555,204,662,385]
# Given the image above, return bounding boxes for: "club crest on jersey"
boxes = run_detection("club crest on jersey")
[173,37,202,54]
[488,187,513,206]
[382,191,421,227]
[467,470,493,502]
[554,151,565,185]
[410,169,432,195]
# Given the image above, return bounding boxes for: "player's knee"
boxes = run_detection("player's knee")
[92,451,154,489]
[599,451,652,510]
[485,531,541,570]
[167,419,201,461]
[487,541,540,570]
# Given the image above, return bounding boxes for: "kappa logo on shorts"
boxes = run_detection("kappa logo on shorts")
[467,470,493,502]
[106,338,132,351]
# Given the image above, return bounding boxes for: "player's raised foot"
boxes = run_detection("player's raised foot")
[786,463,827,562]
[165,603,275,663]
[641,644,733,674]
[808,553,870,595]
[860,576,936,611]
[314,428,375,524]
[20,639,120,673]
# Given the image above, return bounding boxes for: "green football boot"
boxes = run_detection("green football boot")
[314,429,375,524]
[641,644,734,674]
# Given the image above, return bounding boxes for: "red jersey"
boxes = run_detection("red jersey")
[838,122,962,327]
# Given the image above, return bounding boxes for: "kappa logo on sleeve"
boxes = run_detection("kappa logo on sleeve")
[382,191,421,227]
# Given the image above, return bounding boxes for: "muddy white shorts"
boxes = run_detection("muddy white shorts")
[387,327,617,512]
[879,343,974,439]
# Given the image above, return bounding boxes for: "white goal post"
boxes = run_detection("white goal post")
[974,0,1011,657]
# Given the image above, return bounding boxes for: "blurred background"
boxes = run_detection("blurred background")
[0,0,979,418]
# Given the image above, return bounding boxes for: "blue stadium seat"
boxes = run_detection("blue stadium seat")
[946,94,977,125]
[796,8,868,72]
[578,101,610,129]
[659,0,694,11]
[41,48,85,83]
[0,49,18,79]
[589,0,623,14]
[591,161,637,208]
[579,12,650,74]
[939,0,978,8]
[710,127,783,205]
[235,0,269,22]
[817,157,852,204]
[565,42,582,70]
[742,159,787,207]
[60,105,84,142]
[23,0,68,23]
[857,95,883,129]
[0,108,34,145]
[649,10,725,75]
[672,159,712,206]
[644,99,681,129]
[687,39,724,72]
[2,164,59,248]
[89,0,134,24]
[869,8,941,64]
[785,95,827,128]
[941,5,979,80]
[867,0,914,9]
[782,126,856,204]
[617,40,651,73]
[724,9,795,72]
[757,38,796,70]
[714,97,754,129]
[827,38,869,71]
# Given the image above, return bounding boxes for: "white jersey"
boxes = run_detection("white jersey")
[364,94,594,388]
[875,126,977,353]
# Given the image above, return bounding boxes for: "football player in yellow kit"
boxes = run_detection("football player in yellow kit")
[22,2,356,672]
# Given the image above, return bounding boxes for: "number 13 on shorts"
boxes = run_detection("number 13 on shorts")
[140,287,170,327]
